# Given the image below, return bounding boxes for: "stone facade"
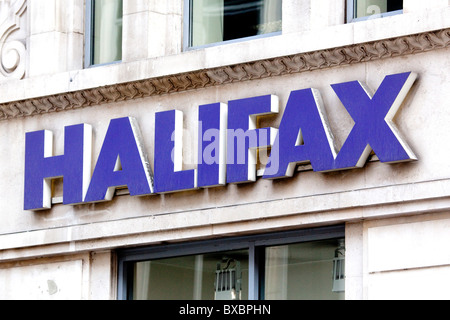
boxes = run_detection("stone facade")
[0,0,450,300]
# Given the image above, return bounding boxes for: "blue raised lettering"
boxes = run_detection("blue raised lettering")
[24,124,92,210]
[23,72,418,210]
[154,110,197,193]
[198,103,228,188]
[84,117,153,202]
[227,95,278,183]
[263,88,337,179]
[332,72,418,169]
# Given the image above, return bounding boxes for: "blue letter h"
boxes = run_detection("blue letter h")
[24,124,91,211]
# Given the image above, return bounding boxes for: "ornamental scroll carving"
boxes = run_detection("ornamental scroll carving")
[0,0,27,80]
[0,27,449,120]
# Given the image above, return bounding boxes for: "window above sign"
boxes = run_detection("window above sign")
[347,0,403,23]
[85,0,123,67]
[186,0,282,49]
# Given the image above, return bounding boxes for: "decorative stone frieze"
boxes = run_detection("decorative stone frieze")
[0,27,449,121]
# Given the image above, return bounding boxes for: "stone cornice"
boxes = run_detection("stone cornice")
[0,28,449,121]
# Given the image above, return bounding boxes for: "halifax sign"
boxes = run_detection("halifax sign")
[24,72,417,211]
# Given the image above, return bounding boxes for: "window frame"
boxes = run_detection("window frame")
[346,0,403,23]
[117,225,345,300]
[84,0,94,68]
[183,0,283,51]
[84,0,123,68]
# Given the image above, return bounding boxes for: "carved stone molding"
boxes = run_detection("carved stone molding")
[0,0,27,81]
[0,27,449,121]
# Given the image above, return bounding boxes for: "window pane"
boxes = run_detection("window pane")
[354,0,402,19]
[191,0,282,47]
[132,250,249,300]
[93,0,123,65]
[264,239,345,300]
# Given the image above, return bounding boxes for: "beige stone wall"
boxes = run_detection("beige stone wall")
[347,212,450,300]
[0,0,449,300]
[0,251,116,299]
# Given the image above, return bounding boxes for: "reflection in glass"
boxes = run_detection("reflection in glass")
[132,250,249,300]
[191,0,282,47]
[92,0,123,65]
[264,239,345,300]
[354,0,402,19]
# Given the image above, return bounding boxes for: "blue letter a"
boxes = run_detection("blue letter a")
[263,89,336,179]
[84,117,153,202]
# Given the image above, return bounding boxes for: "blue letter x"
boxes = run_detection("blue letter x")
[331,72,418,170]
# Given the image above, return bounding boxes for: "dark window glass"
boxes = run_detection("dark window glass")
[126,237,345,300]
[132,250,249,300]
[190,0,282,47]
[354,0,403,19]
